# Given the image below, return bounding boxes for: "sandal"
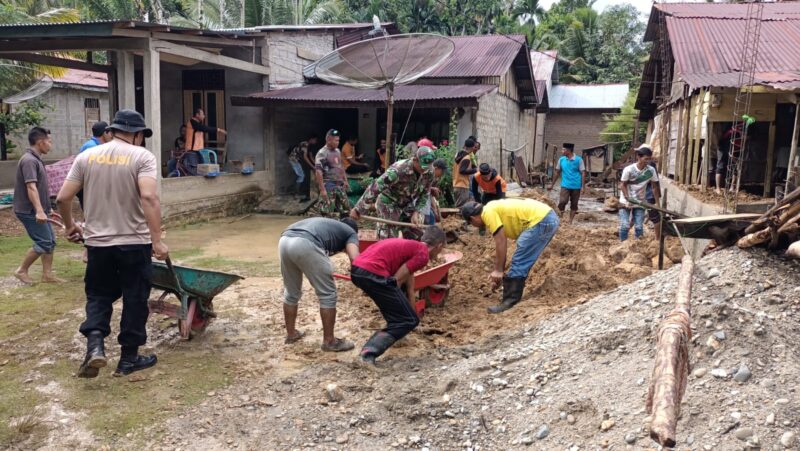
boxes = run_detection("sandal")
[285,330,305,344]
[321,338,355,352]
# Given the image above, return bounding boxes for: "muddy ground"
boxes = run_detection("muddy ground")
[1,191,798,450]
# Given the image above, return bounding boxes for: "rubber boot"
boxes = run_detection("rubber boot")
[359,331,396,366]
[114,346,157,376]
[77,330,107,378]
[487,277,526,314]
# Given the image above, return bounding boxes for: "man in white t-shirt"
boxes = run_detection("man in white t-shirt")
[619,144,660,241]
[57,109,169,378]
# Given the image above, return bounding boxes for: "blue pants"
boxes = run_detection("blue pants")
[16,212,56,254]
[619,207,645,241]
[507,210,560,278]
[289,161,304,184]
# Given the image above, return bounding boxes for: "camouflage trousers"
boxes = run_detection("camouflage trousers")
[319,187,351,218]
[375,198,421,240]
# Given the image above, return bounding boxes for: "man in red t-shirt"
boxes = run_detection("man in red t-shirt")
[351,226,446,366]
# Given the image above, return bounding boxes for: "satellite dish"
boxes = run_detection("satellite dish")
[0,64,54,104]
[314,33,455,169]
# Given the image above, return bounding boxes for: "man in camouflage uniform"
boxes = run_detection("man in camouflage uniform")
[350,147,436,238]
[315,129,350,218]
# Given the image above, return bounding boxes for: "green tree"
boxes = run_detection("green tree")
[601,87,642,158]
[0,98,49,158]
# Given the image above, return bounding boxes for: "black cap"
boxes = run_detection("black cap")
[563,143,574,151]
[106,109,152,138]
[479,163,491,175]
[91,121,109,137]
[635,143,653,157]
[433,158,448,172]
[326,129,340,137]
[460,201,483,222]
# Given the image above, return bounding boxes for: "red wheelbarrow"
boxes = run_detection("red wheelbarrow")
[334,249,462,317]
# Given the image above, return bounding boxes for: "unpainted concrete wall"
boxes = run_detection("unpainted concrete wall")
[265,107,329,194]
[161,171,270,224]
[544,109,615,154]
[661,177,720,258]
[475,92,533,175]
[8,86,110,160]
[265,31,335,89]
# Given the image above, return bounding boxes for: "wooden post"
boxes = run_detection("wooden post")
[673,101,684,181]
[143,41,162,196]
[701,113,710,191]
[499,138,503,177]
[764,121,776,197]
[690,89,705,186]
[658,188,668,270]
[786,99,800,195]
[646,255,694,448]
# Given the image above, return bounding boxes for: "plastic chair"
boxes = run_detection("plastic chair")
[198,149,218,164]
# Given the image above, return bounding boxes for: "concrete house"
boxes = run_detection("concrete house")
[0,20,397,221]
[233,34,539,188]
[6,69,111,159]
[637,2,800,197]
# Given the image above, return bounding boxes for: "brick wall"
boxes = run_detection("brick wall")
[266,32,335,89]
[543,109,615,153]
[9,86,110,159]
[475,92,534,178]
[161,171,270,224]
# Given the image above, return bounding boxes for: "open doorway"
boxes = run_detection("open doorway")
[182,70,226,149]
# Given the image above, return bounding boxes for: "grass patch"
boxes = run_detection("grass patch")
[184,255,279,278]
[0,363,47,447]
[54,346,230,438]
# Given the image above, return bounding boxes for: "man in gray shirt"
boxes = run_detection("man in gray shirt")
[13,127,63,284]
[279,217,360,351]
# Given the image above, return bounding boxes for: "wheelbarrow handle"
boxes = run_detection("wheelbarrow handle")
[333,273,351,281]
[165,257,184,293]
[361,215,422,229]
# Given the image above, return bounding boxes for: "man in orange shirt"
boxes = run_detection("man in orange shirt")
[471,163,507,204]
[342,136,369,174]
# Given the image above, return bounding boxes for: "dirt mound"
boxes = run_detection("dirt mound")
[518,188,559,210]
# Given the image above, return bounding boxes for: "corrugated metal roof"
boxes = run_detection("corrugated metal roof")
[232,84,496,108]
[425,34,528,78]
[530,49,557,100]
[549,84,628,110]
[653,2,800,20]
[666,15,800,89]
[0,19,249,38]
[54,69,108,89]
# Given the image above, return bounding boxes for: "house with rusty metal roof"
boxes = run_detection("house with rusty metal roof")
[0,19,404,220]
[233,33,538,184]
[637,2,800,201]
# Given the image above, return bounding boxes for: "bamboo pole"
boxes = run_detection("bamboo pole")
[646,255,694,448]
[361,215,421,229]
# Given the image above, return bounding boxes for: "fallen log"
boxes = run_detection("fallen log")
[744,186,800,234]
[737,228,772,248]
[646,255,694,448]
[778,210,800,234]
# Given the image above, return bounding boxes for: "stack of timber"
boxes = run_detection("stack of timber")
[737,187,800,258]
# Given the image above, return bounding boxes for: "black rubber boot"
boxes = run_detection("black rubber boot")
[114,347,157,376]
[488,277,526,314]
[77,331,107,378]
[359,331,396,365]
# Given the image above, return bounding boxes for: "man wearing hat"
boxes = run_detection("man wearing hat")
[453,138,478,207]
[57,109,169,378]
[471,163,507,205]
[548,143,586,224]
[461,198,559,313]
[350,146,436,238]
[315,129,351,218]
[618,144,660,241]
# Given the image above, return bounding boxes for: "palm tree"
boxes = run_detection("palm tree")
[511,0,545,28]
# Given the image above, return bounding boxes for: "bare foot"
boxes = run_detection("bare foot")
[715,189,722,195]
[13,270,34,285]
[41,274,66,283]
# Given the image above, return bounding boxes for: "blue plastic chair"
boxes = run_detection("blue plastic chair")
[198,149,218,165]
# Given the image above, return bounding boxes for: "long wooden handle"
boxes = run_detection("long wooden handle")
[361,215,421,229]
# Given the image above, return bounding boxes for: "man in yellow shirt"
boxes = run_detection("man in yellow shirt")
[461,198,560,313]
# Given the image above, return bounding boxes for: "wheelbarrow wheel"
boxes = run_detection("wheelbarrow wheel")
[191,301,212,333]
[178,299,198,340]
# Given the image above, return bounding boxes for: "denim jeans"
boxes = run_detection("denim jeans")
[289,161,304,184]
[16,212,56,254]
[618,207,646,241]
[507,210,560,278]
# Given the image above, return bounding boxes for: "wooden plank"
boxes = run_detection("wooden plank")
[152,40,270,75]
[0,38,147,52]
[1,53,113,73]
[701,113,710,191]
[690,89,704,186]
[673,101,685,179]
[764,121,777,197]
[111,28,251,48]
[787,99,800,194]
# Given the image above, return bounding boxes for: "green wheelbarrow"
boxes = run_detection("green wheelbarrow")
[148,258,244,339]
